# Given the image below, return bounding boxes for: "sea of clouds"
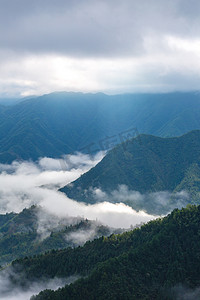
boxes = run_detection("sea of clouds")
[0,152,158,229]
[0,151,189,300]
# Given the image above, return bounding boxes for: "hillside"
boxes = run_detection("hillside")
[0,206,118,266]
[60,130,200,214]
[8,205,200,299]
[0,92,200,163]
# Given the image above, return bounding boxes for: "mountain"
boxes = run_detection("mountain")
[0,97,23,106]
[60,130,200,214]
[0,206,119,266]
[0,91,200,163]
[9,205,200,299]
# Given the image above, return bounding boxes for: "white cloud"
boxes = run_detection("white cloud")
[169,285,200,300]
[1,34,200,97]
[66,229,97,245]
[0,150,189,299]
[65,222,105,246]
[40,193,156,228]
[0,268,78,300]
[92,185,189,215]
[0,152,104,213]
[0,154,157,229]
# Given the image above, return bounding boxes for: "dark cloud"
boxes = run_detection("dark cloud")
[0,0,200,57]
[0,0,200,95]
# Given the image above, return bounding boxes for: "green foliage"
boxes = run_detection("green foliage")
[0,206,114,266]
[10,205,200,299]
[61,130,200,214]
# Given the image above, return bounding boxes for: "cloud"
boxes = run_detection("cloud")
[1,1,200,96]
[0,267,78,300]
[65,228,98,246]
[64,220,113,246]
[167,284,200,300]
[0,151,189,298]
[0,153,157,229]
[35,208,82,241]
[39,192,157,229]
[36,209,113,244]
[92,185,189,215]
[0,152,104,213]
[1,45,200,97]
[1,0,200,56]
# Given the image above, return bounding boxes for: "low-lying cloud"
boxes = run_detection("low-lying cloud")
[0,152,104,213]
[35,207,82,241]
[167,284,200,300]
[65,228,98,246]
[92,185,189,215]
[0,152,191,299]
[0,268,78,300]
[64,220,112,246]
[0,152,157,229]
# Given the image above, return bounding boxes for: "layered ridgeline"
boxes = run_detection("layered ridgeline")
[8,205,200,299]
[0,92,200,163]
[60,130,200,214]
[0,206,119,266]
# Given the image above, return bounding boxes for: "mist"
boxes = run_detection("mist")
[92,185,189,215]
[0,152,157,230]
[0,268,78,300]
[166,284,200,300]
[65,227,98,246]
[0,152,192,299]
[0,152,104,213]
[65,220,112,246]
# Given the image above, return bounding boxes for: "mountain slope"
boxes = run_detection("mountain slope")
[0,206,118,266]
[9,205,200,299]
[0,92,200,163]
[60,130,200,213]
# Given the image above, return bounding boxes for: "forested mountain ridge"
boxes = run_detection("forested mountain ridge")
[0,206,117,266]
[0,91,200,163]
[60,130,200,213]
[8,205,200,299]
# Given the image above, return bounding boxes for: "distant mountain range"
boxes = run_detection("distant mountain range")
[60,130,200,214]
[10,205,200,299]
[0,91,200,163]
[1,92,200,299]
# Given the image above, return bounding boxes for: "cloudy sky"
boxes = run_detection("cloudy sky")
[1,0,200,97]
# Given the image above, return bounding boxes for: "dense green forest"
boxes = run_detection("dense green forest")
[8,205,200,299]
[0,206,116,266]
[0,92,200,163]
[61,130,200,214]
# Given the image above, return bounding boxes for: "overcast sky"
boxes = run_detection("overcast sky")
[1,0,200,97]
